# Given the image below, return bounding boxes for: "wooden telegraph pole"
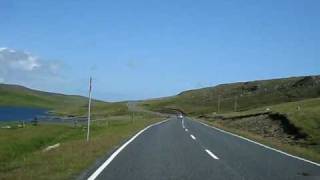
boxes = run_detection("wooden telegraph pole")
[86,77,92,142]
[234,96,238,112]
[217,95,221,113]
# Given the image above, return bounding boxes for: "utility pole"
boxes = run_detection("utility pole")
[86,77,92,142]
[217,95,221,113]
[234,96,238,112]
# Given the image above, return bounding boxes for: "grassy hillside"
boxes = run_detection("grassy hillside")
[142,75,320,115]
[199,98,320,162]
[0,84,164,179]
[208,98,320,143]
[141,75,320,162]
[0,84,127,117]
[0,114,163,179]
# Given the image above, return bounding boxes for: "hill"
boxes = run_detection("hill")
[0,84,127,117]
[0,84,161,179]
[142,75,320,162]
[142,75,320,115]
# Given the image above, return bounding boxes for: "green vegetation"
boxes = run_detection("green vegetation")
[0,83,164,179]
[141,75,320,162]
[211,98,320,146]
[197,98,320,163]
[268,98,320,146]
[203,118,320,163]
[142,75,320,115]
[0,113,163,180]
[0,83,128,116]
[1,75,320,178]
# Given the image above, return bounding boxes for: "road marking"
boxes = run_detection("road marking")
[205,149,219,160]
[196,120,320,167]
[88,119,169,180]
[190,134,196,140]
[182,118,185,129]
[185,128,188,132]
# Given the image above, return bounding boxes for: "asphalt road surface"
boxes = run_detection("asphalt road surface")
[89,117,320,180]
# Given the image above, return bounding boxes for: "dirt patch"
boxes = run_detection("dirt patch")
[207,113,307,145]
[293,76,320,87]
[151,107,186,115]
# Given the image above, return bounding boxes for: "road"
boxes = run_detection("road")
[126,101,169,117]
[88,117,320,180]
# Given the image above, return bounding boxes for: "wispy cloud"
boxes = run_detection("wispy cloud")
[0,47,65,90]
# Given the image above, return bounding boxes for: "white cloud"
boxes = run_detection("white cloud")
[0,48,42,71]
[9,49,16,53]
[0,47,8,52]
[0,47,65,89]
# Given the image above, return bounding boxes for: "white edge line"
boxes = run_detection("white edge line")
[88,119,169,180]
[196,120,320,167]
[205,149,219,160]
[190,134,196,140]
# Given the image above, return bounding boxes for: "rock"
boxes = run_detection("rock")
[1,125,11,129]
[43,143,60,152]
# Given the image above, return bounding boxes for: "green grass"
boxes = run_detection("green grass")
[0,83,128,117]
[1,76,320,178]
[142,75,320,115]
[140,75,320,163]
[202,119,320,163]
[214,98,320,146]
[54,101,129,117]
[0,84,163,179]
[198,98,320,163]
[0,113,163,180]
[267,98,320,146]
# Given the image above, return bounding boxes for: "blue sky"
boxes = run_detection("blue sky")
[1,0,319,101]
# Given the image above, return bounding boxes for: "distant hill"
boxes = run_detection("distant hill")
[142,75,320,115]
[0,84,88,108]
[0,84,127,116]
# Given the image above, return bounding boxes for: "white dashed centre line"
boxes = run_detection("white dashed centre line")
[190,134,196,140]
[205,149,219,160]
[185,129,189,132]
[182,119,185,129]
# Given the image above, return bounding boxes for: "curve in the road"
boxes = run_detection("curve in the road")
[87,117,320,180]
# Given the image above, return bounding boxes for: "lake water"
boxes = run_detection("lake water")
[0,107,48,122]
